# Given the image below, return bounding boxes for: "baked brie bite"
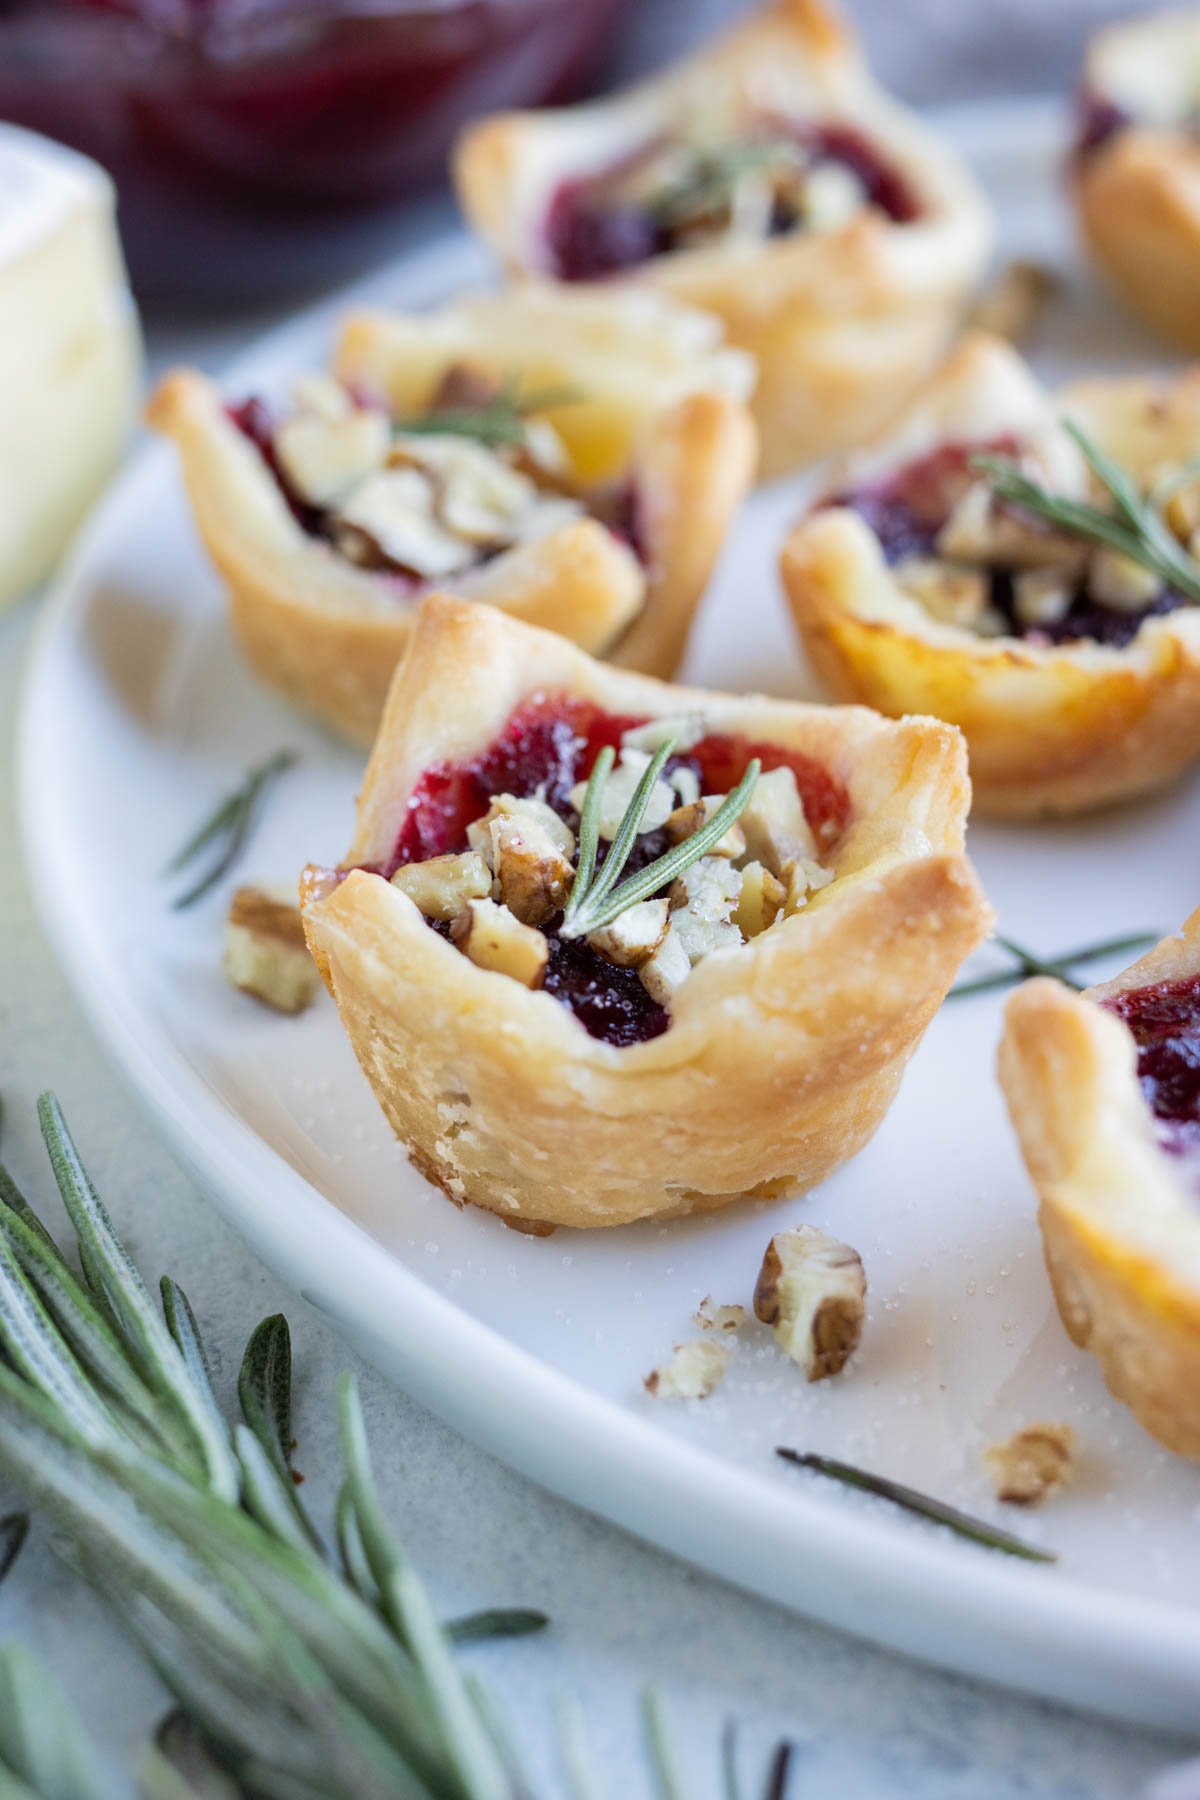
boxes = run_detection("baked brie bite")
[301,595,990,1232]
[1000,910,1200,1456]
[148,287,755,745]
[1074,8,1200,351]
[780,334,1200,817]
[453,0,990,478]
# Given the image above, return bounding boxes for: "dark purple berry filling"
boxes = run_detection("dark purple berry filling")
[1075,89,1132,159]
[545,123,920,282]
[1104,978,1200,1165]
[830,438,1193,649]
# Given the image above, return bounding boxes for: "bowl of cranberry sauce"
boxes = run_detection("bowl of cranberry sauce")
[0,0,629,306]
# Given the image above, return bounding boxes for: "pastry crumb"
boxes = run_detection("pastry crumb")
[224,886,318,1016]
[644,1339,729,1400]
[693,1296,746,1332]
[984,1422,1075,1506]
[754,1225,866,1381]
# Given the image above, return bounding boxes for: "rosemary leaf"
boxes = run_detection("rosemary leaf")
[444,1607,549,1644]
[648,140,794,229]
[568,744,614,917]
[567,737,679,930]
[558,1695,604,1800]
[950,930,1159,1000]
[565,756,762,939]
[972,419,1200,604]
[0,1200,182,1465]
[233,1423,315,1559]
[642,1688,686,1800]
[776,1448,1056,1563]
[0,1510,28,1585]
[238,1313,294,1475]
[336,1479,377,1607]
[160,1279,225,1447]
[721,1722,742,1800]
[168,751,297,911]
[763,1742,796,1800]
[37,1096,240,1501]
[399,380,583,450]
[0,1642,124,1800]
[338,1373,510,1800]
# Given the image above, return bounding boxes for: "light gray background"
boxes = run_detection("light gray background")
[2,2,1196,1793]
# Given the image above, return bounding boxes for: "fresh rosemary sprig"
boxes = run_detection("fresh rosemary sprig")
[399,379,584,451]
[0,1093,544,1799]
[0,1095,803,1797]
[972,420,1200,601]
[950,930,1158,1000]
[165,750,297,911]
[646,140,796,230]
[776,1449,1056,1564]
[561,740,761,940]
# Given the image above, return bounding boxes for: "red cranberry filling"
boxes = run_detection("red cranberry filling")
[832,438,1193,649]
[1104,978,1200,1165]
[545,124,919,282]
[373,695,849,1046]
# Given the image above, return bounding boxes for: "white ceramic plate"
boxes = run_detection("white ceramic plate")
[20,99,1200,1730]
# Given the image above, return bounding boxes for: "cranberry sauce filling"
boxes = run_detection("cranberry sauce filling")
[1103,978,1200,1164]
[1075,90,1132,158]
[375,695,850,1047]
[545,124,920,282]
[830,437,1192,649]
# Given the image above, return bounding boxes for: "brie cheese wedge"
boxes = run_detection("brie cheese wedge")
[0,126,141,607]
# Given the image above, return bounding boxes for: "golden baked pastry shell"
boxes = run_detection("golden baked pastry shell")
[148,294,756,745]
[453,0,991,479]
[999,910,1200,1455]
[779,337,1200,817]
[301,594,992,1231]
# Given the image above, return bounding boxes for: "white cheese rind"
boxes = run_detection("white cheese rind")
[0,126,142,608]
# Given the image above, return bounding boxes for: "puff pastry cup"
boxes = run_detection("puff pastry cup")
[1000,911,1200,1456]
[147,287,756,746]
[453,0,991,479]
[1074,8,1200,352]
[301,594,991,1232]
[780,333,1200,818]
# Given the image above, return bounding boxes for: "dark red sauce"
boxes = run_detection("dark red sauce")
[1104,978,1200,1163]
[545,123,920,282]
[830,437,1192,649]
[388,696,849,872]
[1075,89,1133,159]
[372,695,849,1046]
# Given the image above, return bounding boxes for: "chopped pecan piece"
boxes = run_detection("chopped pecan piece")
[754,1225,866,1381]
[224,886,318,1016]
[390,851,492,920]
[984,1422,1075,1507]
[451,899,548,988]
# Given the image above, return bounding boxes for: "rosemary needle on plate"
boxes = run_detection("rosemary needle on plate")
[165,748,297,910]
[949,930,1158,1000]
[776,1448,1057,1563]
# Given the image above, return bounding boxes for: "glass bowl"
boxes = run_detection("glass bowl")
[0,0,630,306]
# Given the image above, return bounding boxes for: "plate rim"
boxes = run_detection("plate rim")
[18,95,1200,1733]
